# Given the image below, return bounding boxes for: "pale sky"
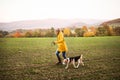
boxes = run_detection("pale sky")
[0,0,120,22]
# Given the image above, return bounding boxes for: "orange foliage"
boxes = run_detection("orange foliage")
[13,31,21,38]
[89,26,96,34]
[82,26,88,32]
[108,26,114,36]
[63,28,71,36]
[83,31,95,37]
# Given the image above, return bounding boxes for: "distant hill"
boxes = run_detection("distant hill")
[0,19,106,31]
[100,18,120,26]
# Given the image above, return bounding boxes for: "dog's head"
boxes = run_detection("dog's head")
[62,59,68,65]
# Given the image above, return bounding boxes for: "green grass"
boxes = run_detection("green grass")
[0,36,120,80]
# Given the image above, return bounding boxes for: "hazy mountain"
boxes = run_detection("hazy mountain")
[0,19,106,31]
[100,18,120,26]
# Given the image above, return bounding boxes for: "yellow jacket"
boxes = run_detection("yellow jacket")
[55,31,68,52]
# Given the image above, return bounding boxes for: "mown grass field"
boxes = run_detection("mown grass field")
[0,36,120,80]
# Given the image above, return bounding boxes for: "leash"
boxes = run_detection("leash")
[51,42,54,46]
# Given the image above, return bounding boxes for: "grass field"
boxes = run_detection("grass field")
[0,36,120,80]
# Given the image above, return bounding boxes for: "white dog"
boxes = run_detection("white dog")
[63,55,84,69]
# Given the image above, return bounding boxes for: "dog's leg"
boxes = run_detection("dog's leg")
[81,60,84,66]
[65,58,70,69]
[76,59,80,68]
[72,59,77,68]
[80,54,84,66]
[80,58,84,66]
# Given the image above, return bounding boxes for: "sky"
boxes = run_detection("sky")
[0,0,120,22]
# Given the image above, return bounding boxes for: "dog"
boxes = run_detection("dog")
[63,54,84,69]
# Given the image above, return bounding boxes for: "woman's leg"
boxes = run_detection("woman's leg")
[62,51,66,59]
[56,51,61,63]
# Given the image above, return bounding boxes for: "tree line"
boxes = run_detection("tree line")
[0,25,120,38]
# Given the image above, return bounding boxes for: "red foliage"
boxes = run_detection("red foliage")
[13,31,21,38]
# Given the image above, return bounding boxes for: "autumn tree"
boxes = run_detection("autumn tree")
[82,26,88,32]
[45,27,55,37]
[63,28,71,37]
[83,31,95,37]
[75,28,84,37]
[103,24,114,36]
[108,26,114,36]
[70,29,76,37]
[89,26,97,35]
[25,31,32,37]
[50,27,55,37]
[33,29,42,37]
[0,30,9,37]
[114,27,120,36]
[0,33,3,37]
[13,31,21,38]
[96,26,107,36]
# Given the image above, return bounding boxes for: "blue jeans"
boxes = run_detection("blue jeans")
[56,51,66,62]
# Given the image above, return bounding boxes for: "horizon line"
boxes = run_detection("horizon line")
[0,18,116,23]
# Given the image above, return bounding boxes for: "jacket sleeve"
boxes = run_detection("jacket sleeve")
[55,32,64,44]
